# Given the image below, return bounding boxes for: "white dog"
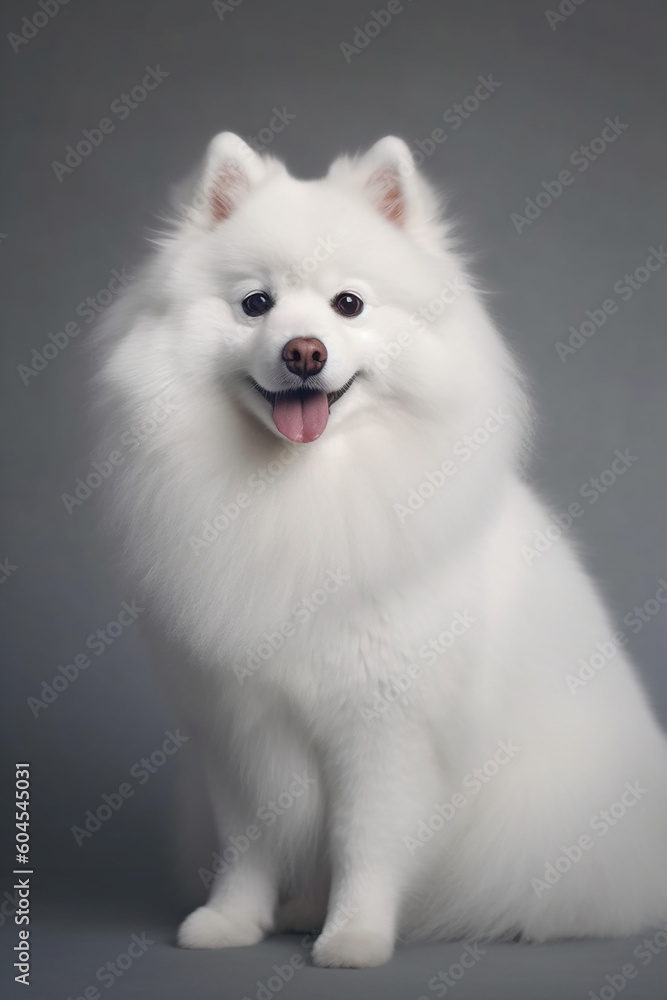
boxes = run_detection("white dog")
[95,133,667,967]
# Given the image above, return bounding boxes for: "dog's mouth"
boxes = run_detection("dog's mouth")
[248,375,357,443]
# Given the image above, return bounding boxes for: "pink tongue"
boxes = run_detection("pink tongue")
[272,391,329,443]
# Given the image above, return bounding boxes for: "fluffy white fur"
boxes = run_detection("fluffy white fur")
[94,133,667,967]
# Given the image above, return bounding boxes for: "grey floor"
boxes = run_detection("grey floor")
[15,904,667,1000]
[4,0,667,997]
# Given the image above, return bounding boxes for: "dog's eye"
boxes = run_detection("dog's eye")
[242,291,274,317]
[332,292,364,318]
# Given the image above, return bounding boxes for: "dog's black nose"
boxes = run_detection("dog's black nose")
[282,338,327,379]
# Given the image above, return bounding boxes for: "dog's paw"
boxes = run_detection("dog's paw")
[177,906,264,949]
[312,929,393,968]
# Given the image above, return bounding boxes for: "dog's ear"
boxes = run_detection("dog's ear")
[195,132,266,227]
[328,136,445,253]
[357,136,415,227]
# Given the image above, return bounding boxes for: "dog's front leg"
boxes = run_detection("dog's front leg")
[312,717,435,968]
[177,761,278,949]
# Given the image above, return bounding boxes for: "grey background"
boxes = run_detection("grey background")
[2,0,667,997]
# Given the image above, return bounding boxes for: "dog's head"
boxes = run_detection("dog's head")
[130,131,518,450]
[100,131,526,484]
